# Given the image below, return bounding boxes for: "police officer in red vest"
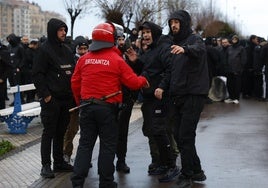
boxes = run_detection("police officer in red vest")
[70,22,149,188]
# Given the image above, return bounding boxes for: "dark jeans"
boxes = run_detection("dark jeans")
[227,73,242,100]
[71,103,118,188]
[116,99,134,162]
[40,97,71,166]
[171,95,206,177]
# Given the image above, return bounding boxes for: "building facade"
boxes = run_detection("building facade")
[0,0,66,41]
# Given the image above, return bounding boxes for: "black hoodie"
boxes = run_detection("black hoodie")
[6,33,25,70]
[168,10,193,44]
[163,10,209,96]
[135,21,172,98]
[32,18,75,99]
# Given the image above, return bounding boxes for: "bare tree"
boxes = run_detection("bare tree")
[63,0,92,39]
[92,0,166,32]
[91,0,130,31]
[193,3,223,36]
[164,0,198,15]
[130,0,165,28]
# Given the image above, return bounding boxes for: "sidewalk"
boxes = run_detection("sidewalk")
[0,100,142,188]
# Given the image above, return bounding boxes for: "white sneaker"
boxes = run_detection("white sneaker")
[232,99,239,104]
[224,99,233,103]
[63,155,70,163]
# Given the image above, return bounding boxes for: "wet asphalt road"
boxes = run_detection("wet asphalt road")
[56,98,268,188]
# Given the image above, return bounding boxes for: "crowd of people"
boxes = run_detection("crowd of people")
[205,34,268,104]
[0,8,268,188]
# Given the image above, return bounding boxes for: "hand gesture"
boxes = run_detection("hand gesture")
[154,88,164,100]
[125,47,138,62]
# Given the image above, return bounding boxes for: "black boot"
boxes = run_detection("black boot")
[40,164,55,178]
[116,160,130,173]
[54,161,73,172]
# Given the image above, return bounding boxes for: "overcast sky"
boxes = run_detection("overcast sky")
[31,0,268,39]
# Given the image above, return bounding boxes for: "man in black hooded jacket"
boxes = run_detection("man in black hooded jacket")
[155,10,209,187]
[32,18,75,178]
[126,21,180,183]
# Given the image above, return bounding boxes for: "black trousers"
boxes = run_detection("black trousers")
[71,103,118,188]
[116,98,134,162]
[227,73,242,100]
[40,97,71,166]
[242,70,254,97]
[141,99,159,164]
[253,73,264,98]
[142,97,176,167]
[171,95,206,177]
[0,82,5,109]
[151,97,175,168]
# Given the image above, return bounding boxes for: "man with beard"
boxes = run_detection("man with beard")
[33,18,75,178]
[154,10,209,187]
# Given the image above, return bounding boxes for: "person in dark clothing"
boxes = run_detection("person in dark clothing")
[252,41,267,100]
[6,33,25,105]
[260,42,268,101]
[70,22,149,188]
[22,39,39,102]
[126,21,180,183]
[115,33,135,174]
[218,37,231,76]
[0,42,10,109]
[155,10,209,187]
[242,35,259,98]
[205,37,220,84]
[224,35,247,104]
[32,18,75,178]
[129,28,138,45]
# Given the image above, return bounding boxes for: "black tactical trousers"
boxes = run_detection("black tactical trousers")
[40,97,71,166]
[171,94,206,177]
[71,103,118,188]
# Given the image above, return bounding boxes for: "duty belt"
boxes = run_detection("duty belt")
[82,98,115,107]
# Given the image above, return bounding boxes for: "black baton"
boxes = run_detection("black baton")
[69,91,122,112]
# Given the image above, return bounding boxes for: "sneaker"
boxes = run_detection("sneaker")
[191,170,207,181]
[116,162,130,173]
[232,99,239,104]
[54,161,73,172]
[148,166,168,175]
[40,164,55,178]
[63,154,70,163]
[176,174,192,188]
[158,166,180,183]
[224,98,233,103]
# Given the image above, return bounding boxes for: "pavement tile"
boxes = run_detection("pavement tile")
[0,103,142,187]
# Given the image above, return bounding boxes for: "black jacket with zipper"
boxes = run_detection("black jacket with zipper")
[32,18,75,100]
